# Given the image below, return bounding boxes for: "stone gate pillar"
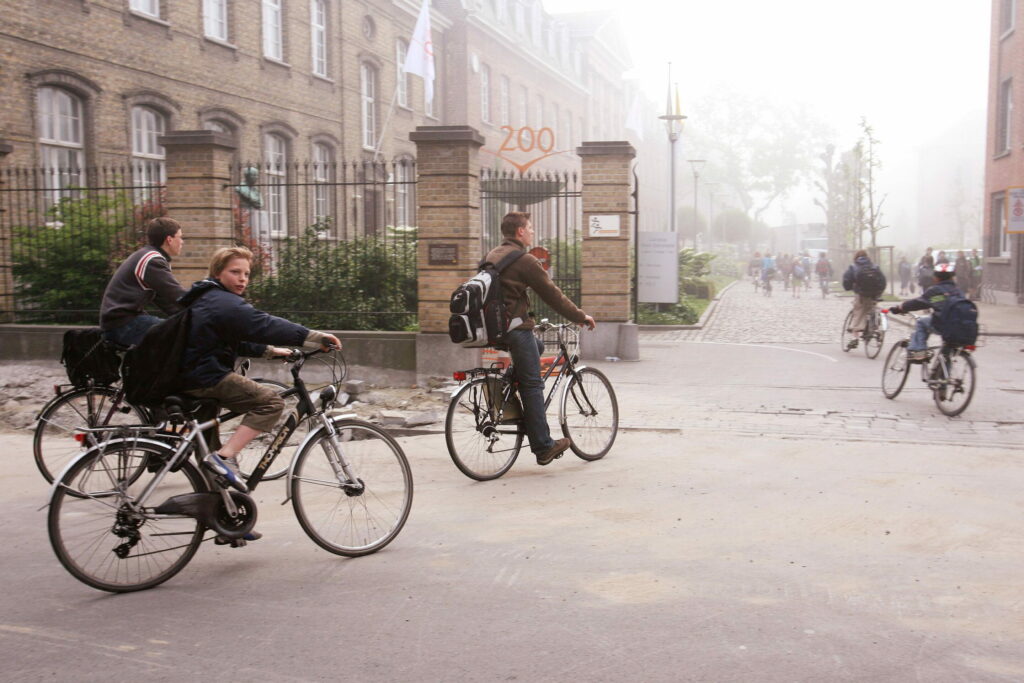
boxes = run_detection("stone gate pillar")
[158,130,237,287]
[410,125,486,382]
[577,141,638,361]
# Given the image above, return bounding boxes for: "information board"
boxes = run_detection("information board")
[638,232,679,304]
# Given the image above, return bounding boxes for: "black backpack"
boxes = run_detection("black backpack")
[855,264,887,297]
[121,308,192,406]
[448,250,525,348]
[932,291,979,347]
[61,328,121,388]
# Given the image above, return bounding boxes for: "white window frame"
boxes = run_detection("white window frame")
[263,0,284,61]
[361,63,378,149]
[312,141,333,227]
[130,0,160,18]
[394,159,413,228]
[993,192,1011,257]
[514,2,525,33]
[396,39,410,108]
[131,105,166,201]
[535,95,544,130]
[311,0,328,76]
[262,133,289,237]
[37,87,85,204]
[480,64,491,124]
[499,76,510,127]
[998,78,1012,155]
[1001,0,1016,37]
[204,0,229,41]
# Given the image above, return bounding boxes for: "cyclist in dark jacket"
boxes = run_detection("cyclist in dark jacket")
[179,247,340,508]
[841,250,880,349]
[888,263,960,361]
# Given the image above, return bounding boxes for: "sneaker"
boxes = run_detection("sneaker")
[215,530,262,547]
[907,350,929,362]
[536,438,571,466]
[845,339,859,350]
[202,452,249,493]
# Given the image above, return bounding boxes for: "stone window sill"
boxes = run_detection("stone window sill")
[129,9,169,27]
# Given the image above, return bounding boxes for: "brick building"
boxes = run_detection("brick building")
[984,0,1024,303]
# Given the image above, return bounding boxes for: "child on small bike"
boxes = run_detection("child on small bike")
[887,263,960,362]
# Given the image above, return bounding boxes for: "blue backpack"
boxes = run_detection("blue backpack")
[932,292,979,346]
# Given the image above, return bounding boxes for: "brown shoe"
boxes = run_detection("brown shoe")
[537,438,571,466]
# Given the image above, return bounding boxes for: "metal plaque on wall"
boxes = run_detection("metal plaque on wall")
[428,243,459,265]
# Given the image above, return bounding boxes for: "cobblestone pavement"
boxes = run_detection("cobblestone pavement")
[628,279,1024,449]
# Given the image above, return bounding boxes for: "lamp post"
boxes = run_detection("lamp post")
[687,160,705,248]
[659,64,686,233]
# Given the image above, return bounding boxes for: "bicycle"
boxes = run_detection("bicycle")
[880,310,977,416]
[444,321,619,481]
[46,347,411,592]
[819,276,830,299]
[840,300,886,359]
[32,349,347,484]
[762,270,774,297]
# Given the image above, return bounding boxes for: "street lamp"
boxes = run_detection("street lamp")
[658,63,686,233]
[687,160,705,248]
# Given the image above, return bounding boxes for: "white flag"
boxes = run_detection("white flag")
[403,0,435,104]
[625,93,644,141]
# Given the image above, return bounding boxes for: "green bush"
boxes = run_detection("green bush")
[246,227,417,330]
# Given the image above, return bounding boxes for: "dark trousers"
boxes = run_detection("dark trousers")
[506,329,553,454]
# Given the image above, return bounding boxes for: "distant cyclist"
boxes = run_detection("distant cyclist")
[761,252,776,295]
[842,250,886,349]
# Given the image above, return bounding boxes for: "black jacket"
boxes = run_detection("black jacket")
[897,280,960,320]
[99,246,186,330]
[178,279,309,389]
[842,255,874,294]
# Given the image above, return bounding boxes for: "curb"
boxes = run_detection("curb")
[638,280,738,332]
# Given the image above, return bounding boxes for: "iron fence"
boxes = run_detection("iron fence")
[480,168,581,324]
[232,160,418,330]
[0,165,164,324]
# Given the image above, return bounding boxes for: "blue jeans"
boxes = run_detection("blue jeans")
[102,314,162,349]
[506,329,553,454]
[909,314,933,352]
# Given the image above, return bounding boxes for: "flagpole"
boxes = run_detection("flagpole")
[372,83,401,162]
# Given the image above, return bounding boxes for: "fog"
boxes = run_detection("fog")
[547,0,991,252]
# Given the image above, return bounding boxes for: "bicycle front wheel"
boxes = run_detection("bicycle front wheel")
[840,310,855,352]
[48,442,205,593]
[882,340,911,399]
[34,387,148,483]
[561,367,618,461]
[291,421,412,556]
[933,350,976,417]
[445,378,523,480]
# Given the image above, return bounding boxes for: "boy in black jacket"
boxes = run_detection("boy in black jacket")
[888,263,960,361]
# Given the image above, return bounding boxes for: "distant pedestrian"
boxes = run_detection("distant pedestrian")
[917,247,934,291]
[790,257,805,298]
[936,250,950,265]
[898,256,912,295]
[954,251,970,292]
[969,248,983,299]
[801,252,812,290]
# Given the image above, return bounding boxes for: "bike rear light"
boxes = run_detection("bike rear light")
[965,345,976,351]
[881,309,889,314]
[453,371,467,381]
[73,433,86,444]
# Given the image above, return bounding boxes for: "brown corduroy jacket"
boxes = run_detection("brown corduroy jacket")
[484,238,587,330]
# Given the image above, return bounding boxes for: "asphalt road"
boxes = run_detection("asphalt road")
[2,285,1023,681]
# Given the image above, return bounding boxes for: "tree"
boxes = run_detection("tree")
[859,118,887,248]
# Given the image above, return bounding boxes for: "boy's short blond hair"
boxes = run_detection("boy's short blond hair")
[208,246,254,277]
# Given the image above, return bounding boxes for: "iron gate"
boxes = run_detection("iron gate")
[479,168,581,323]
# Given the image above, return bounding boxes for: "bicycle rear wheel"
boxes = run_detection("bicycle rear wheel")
[34,387,147,484]
[864,313,884,359]
[48,441,205,593]
[933,350,976,417]
[882,340,911,399]
[840,311,855,352]
[445,378,523,480]
[291,420,412,556]
[561,367,618,461]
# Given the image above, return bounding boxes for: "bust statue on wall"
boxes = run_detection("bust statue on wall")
[233,166,263,210]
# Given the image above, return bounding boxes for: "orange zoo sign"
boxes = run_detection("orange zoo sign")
[485,126,569,174]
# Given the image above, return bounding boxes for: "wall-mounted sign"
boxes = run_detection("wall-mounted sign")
[529,246,550,271]
[588,215,621,237]
[428,243,459,265]
[1008,187,1024,233]
[638,232,679,304]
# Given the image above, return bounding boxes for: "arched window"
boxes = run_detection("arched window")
[131,105,166,200]
[262,132,289,236]
[361,62,378,149]
[311,141,334,226]
[37,87,85,201]
[396,39,410,108]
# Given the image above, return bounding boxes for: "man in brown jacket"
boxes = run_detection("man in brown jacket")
[486,212,596,465]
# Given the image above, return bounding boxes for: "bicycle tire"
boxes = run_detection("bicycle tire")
[34,386,148,484]
[840,310,855,352]
[291,420,412,556]
[48,441,205,593]
[933,350,976,417]
[881,340,910,399]
[444,377,523,480]
[864,312,884,359]
[560,367,618,461]
[231,378,305,481]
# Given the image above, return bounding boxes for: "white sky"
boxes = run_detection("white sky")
[546,0,992,239]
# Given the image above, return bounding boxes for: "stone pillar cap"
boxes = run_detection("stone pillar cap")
[158,130,237,150]
[576,141,636,157]
[410,126,485,146]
